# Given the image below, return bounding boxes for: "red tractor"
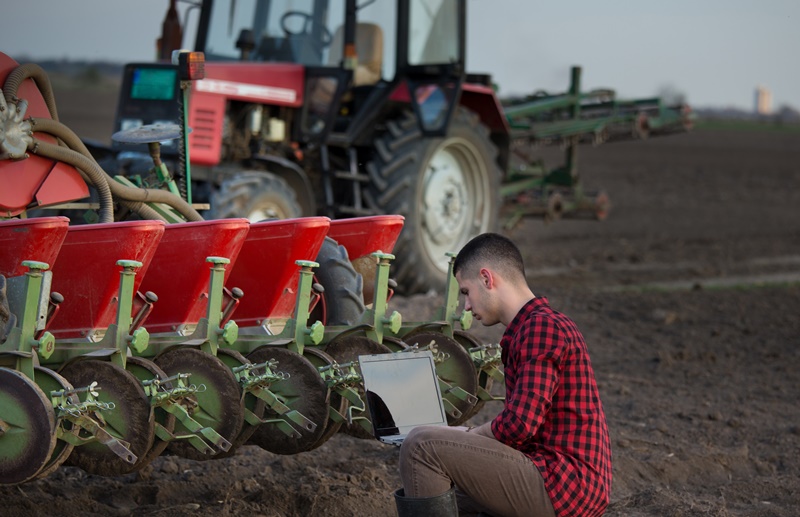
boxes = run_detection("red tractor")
[102,0,690,294]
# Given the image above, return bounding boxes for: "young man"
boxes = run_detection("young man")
[394,233,612,517]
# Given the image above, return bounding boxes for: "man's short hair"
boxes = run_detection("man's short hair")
[453,233,526,282]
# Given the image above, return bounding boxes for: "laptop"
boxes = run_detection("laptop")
[358,350,448,446]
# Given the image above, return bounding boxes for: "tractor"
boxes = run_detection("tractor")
[99,0,692,295]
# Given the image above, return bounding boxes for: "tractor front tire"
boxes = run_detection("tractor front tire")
[209,171,302,221]
[364,109,501,294]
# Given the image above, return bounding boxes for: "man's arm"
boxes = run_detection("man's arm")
[491,315,564,447]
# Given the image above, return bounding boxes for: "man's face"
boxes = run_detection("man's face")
[455,270,500,326]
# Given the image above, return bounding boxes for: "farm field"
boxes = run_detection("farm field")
[1,87,799,516]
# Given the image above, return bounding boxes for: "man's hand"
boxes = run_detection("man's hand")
[451,422,495,439]
[468,422,496,439]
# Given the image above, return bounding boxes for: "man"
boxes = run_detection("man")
[394,233,612,517]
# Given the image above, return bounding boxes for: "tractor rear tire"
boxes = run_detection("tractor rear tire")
[364,108,501,294]
[312,237,366,326]
[209,171,302,221]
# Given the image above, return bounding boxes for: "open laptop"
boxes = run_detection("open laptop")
[358,350,448,446]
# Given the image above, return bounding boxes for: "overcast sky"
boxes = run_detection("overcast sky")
[2,0,798,110]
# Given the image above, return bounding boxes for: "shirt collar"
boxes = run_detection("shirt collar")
[501,296,550,346]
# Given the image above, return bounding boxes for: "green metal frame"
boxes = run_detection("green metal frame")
[0,261,138,463]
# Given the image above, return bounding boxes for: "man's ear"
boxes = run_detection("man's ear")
[479,268,494,289]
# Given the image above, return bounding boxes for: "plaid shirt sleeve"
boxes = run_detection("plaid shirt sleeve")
[490,311,561,446]
[491,298,612,517]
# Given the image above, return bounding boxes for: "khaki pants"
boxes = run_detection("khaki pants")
[399,426,556,517]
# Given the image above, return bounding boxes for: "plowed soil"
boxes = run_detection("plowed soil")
[1,88,799,516]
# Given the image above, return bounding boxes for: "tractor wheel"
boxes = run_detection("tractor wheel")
[364,108,501,294]
[310,237,366,326]
[208,171,302,221]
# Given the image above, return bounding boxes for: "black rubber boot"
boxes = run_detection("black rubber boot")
[394,487,458,517]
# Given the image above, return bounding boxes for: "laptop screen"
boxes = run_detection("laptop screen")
[359,351,448,438]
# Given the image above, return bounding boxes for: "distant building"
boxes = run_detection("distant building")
[754,85,772,115]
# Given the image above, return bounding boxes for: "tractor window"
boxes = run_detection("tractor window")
[407,0,459,66]
[351,0,396,80]
[204,0,263,60]
[199,0,395,77]
[203,0,345,66]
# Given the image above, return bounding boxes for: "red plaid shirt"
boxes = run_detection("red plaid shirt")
[491,297,612,517]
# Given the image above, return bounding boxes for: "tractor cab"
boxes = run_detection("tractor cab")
[113,0,475,175]
[190,0,467,139]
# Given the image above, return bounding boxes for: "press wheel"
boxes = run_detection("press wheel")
[453,330,495,422]
[246,346,329,454]
[214,348,262,457]
[154,347,244,460]
[0,367,56,485]
[32,366,77,479]
[403,331,479,426]
[125,356,177,466]
[325,335,391,439]
[303,348,347,450]
[60,359,155,476]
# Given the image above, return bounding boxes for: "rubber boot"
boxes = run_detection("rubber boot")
[394,487,458,517]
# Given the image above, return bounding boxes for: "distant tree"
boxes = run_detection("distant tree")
[775,104,800,124]
[656,84,687,106]
[76,66,103,86]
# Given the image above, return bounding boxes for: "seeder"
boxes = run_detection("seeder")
[0,52,497,484]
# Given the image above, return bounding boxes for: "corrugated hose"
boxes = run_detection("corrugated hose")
[2,62,203,223]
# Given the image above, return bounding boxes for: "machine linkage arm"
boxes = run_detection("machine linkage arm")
[318,361,371,432]
[232,360,318,438]
[50,382,138,465]
[142,373,231,455]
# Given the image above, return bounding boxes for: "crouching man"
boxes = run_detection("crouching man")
[394,233,612,517]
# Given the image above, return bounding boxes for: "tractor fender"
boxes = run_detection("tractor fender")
[251,154,316,216]
[460,83,511,173]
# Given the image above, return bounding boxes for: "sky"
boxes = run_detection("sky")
[2,0,798,111]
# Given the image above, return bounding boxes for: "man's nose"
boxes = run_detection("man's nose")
[464,298,471,311]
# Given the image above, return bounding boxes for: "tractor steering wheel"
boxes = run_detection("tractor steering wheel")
[279,10,333,48]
